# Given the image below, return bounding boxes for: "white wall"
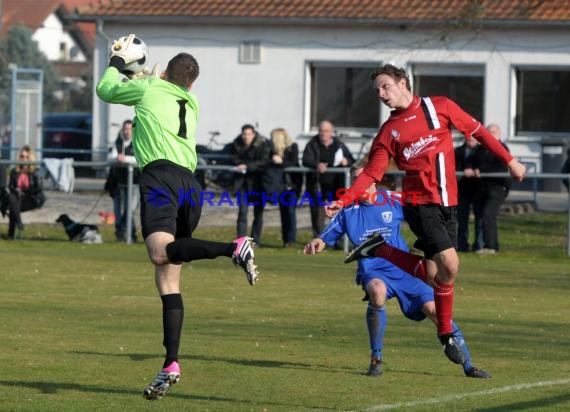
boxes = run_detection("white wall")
[91,22,570,161]
[33,14,86,62]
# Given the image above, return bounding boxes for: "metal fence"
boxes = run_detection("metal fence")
[1,159,569,255]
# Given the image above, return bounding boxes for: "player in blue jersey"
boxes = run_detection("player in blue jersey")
[304,158,490,378]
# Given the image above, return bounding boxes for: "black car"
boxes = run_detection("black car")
[42,112,92,161]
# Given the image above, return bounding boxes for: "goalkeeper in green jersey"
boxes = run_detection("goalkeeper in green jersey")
[97,35,259,401]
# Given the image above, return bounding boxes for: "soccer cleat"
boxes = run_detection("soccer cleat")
[143,361,181,401]
[366,357,383,377]
[232,236,259,285]
[438,333,467,364]
[465,366,492,379]
[344,232,386,264]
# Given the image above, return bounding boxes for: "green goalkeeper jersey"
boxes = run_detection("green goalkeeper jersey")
[96,67,199,171]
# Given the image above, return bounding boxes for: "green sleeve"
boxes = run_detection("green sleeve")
[96,67,150,106]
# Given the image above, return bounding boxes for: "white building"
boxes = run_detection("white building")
[76,0,570,189]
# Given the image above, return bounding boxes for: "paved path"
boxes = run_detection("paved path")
[8,181,313,228]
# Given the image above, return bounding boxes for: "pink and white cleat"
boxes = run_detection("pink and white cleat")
[232,236,259,285]
[143,361,181,401]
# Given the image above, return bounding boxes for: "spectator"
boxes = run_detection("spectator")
[474,124,511,254]
[229,124,270,246]
[455,136,483,252]
[302,120,354,237]
[265,128,303,247]
[5,146,45,239]
[109,119,140,242]
[561,148,570,192]
[0,151,7,218]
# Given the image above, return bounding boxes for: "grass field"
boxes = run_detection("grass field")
[1,212,569,411]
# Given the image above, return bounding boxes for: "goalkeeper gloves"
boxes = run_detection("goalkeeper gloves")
[108,34,146,73]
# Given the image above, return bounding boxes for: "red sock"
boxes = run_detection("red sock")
[433,277,454,335]
[376,244,428,282]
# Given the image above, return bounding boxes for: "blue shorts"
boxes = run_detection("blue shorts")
[360,267,433,322]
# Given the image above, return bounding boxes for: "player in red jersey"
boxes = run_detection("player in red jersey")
[329,64,526,363]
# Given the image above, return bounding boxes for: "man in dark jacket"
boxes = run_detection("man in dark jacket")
[474,124,511,254]
[454,136,483,252]
[230,124,270,245]
[302,120,354,237]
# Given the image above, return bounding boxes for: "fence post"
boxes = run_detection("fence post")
[567,186,570,257]
[343,167,350,254]
[126,164,133,245]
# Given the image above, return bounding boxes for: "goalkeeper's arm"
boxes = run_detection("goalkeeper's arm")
[96,67,149,105]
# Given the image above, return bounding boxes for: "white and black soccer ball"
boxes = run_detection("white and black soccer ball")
[111,35,149,75]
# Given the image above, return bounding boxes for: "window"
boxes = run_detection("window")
[59,42,69,61]
[309,64,379,129]
[515,68,570,134]
[412,64,484,122]
[239,41,261,64]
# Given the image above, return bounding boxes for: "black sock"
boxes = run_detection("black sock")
[165,238,235,262]
[162,293,184,368]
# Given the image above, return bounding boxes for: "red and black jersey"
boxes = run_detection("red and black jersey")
[349,96,513,206]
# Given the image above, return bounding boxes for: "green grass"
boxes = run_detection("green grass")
[1,213,569,411]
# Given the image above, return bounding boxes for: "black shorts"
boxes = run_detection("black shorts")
[403,204,457,259]
[139,160,202,239]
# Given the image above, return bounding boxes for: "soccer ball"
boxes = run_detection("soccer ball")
[111,34,149,75]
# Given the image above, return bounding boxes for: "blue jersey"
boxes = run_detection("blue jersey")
[319,190,433,321]
[319,190,408,279]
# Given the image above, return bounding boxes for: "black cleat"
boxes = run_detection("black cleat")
[344,232,386,264]
[366,357,383,377]
[438,333,467,364]
[465,366,492,379]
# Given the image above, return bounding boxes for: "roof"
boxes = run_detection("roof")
[1,0,59,37]
[75,0,570,25]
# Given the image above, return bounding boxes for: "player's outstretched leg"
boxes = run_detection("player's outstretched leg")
[450,322,492,379]
[344,232,386,264]
[143,361,181,401]
[232,236,259,285]
[465,366,491,378]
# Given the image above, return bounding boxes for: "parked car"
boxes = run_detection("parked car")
[42,112,92,162]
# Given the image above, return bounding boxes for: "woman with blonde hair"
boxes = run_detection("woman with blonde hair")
[265,128,302,247]
[5,146,45,239]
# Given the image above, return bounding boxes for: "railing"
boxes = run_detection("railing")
[1,159,569,255]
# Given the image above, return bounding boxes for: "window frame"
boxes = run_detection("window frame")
[510,65,570,139]
[410,63,486,124]
[305,61,380,134]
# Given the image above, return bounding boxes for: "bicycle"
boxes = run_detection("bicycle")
[196,131,234,190]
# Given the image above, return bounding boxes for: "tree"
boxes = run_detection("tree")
[0,25,61,124]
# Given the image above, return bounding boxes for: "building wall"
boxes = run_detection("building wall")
[92,22,570,167]
[32,14,86,62]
